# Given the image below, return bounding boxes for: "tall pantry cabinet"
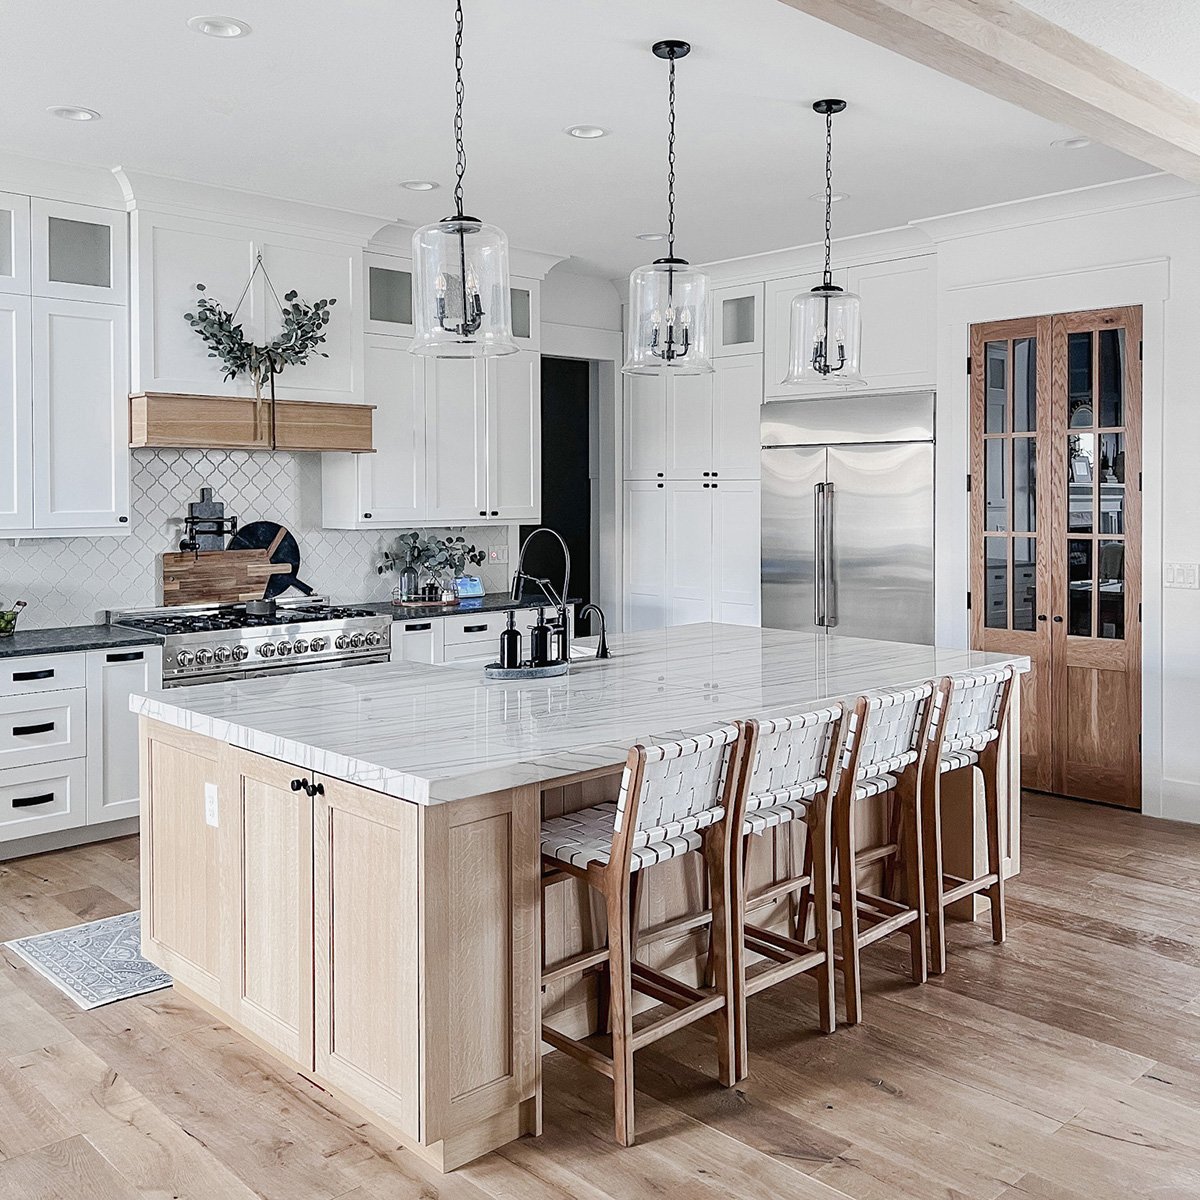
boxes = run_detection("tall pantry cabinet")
[622,284,763,631]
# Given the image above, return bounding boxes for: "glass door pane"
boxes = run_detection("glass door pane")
[47,216,111,288]
[368,265,412,326]
[722,295,756,346]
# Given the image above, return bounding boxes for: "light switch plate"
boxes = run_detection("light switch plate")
[204,782,219,827]
[1164,563,1200,589]
[489,546,509,565]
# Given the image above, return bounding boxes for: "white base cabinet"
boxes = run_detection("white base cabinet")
[388,607,561,667]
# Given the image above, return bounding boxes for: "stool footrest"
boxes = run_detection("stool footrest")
[631,993,726,1051]
[541,945,609,988]
[941,872,1000,906]
[631,961,706,1008]
[855,842,899,868]
[637,908,713,947]
[540,1024,615,1079]
[747,875,813,908]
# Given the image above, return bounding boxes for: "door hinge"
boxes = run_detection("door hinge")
[966,355,972,377]
[1139,340,1143,361]
[966,473,972,493]
[1138,471,1143,492]
[1139,602,1143,623]
[966,590,972,611]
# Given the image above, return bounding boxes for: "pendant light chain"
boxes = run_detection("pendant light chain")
[453,0,467,219]
[666,50,678,260]
[822,106,834,289]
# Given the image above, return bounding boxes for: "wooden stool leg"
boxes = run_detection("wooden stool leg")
[605,876,636,1147]
[982,747,1007,945]
[922,770,948,976]
[731,831,750,1082]
[808,797,836,1035]
[834,789,863,1026]
[900,774,927,985]
[704,832,737,1088]
[593,885,612,1036]
[796,824,815,942]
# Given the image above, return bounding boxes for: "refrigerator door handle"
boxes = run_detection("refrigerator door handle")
[813,482,826,627]
[823,482,837,627]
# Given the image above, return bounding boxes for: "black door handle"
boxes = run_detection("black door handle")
[404,623,432,631]
[13,793,55,808]
[12,722,55,737]
[106,651,145,663]
[12,669,53,682]
[463,624,489,633]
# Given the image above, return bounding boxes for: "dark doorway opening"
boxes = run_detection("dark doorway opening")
[520,357,591,615]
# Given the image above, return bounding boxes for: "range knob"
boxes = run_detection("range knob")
[276,641,293,656]
[293,638,309,655]
[309,636,328,652]
[195,648,214,666]
[349,632,366,648]
[231,645,249,662]
[365,631,384,647]
[214,645,232,664]
[176,649,195,668]
[258,642,276,658]
[334,634,351,651]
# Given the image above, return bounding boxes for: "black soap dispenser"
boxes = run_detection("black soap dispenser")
[529,607,552,667]
[499,610,521,669]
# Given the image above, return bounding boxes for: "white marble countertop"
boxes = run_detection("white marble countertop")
[131,623,1029,805]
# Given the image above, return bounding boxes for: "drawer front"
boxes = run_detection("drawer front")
[443,608,540,646]
[0,758,87,843]
[442,640,498,664]
[0,689,86,769]
[0,653,86,698]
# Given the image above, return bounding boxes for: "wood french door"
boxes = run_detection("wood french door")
[970,307,1141,808]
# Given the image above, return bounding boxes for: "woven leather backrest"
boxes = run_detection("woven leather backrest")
[746,705,843,812]
[841,684,933,781]
[615,724,741,842]
[928,667,1014,755]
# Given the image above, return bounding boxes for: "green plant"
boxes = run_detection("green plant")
[184,283,336,389]
[377,532,486,578]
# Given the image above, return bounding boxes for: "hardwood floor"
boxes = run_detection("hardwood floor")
[1,793,1198,1199]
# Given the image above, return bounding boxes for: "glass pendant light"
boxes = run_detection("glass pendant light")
[411,0,516,358]
[623,40,712,376]
[785,99,866,388]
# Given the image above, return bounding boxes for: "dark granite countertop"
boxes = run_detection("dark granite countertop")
[355,591,581,621]
[0,624,163,660]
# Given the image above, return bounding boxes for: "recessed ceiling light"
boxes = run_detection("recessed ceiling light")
[46,106,101,122]
[400,180,439,191]
[1052,136,1091,150]
[565,125,608,140]
[636,232,668,241]
[187,15,252,38]
[808,190,849,203]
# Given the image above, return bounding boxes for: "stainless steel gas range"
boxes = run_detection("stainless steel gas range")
[110,599,391,687]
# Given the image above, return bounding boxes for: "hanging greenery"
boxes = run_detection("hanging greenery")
[377,532,486,579]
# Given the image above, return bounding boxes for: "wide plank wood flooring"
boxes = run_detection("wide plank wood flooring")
[1,793,1198,1199]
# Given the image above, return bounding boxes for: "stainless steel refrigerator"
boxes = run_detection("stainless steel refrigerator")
[761,392,935,644]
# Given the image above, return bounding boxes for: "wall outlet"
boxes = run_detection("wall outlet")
[489,546,509,565]
[204,782,219,827]
[1164,563,1200,589]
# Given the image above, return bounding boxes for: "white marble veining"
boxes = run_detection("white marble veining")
[132,623,1029,805]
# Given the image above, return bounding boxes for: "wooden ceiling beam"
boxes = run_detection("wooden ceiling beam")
[777,0,1200,185]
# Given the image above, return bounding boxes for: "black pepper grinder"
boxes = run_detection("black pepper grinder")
[529,607,552,667]
[499,610,521,669]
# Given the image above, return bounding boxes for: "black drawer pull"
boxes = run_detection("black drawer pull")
[106,651,144,663]
[12,722,55,737]
[404,623,432,632]
[12,669,53,682]
[463,624,488,633]
[13,792,55,808]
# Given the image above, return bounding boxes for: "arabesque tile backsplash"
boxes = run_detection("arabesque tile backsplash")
[0,450,512,629]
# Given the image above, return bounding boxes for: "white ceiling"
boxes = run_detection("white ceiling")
[1017,1,1200,102]
[0,0,1150,276]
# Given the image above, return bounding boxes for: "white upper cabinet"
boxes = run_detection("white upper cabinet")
[666,372,715,479]
[0,193,31,295]
[624,373,668,481]
[765,269,845,398]
[486,350,541,520]
[32,298,129,531]
[845,256,936,393]
[712,283,763,357]
[424,357,488,523]
[31,199,127,304]
[712,355,763,479]
[0,294,32,531]
[364,252,414,337]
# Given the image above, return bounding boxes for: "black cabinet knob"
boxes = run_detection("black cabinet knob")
[1037,614,1047,622]
[118,516,129,523]
[290,778,306,792]
[480,510,487,517]
[1053,615,1064,623]
[490,510,499,516]
[363,512,372,519]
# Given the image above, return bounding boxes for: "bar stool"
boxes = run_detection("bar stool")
[834,684,934,1026]
[921,666,1016,974]
[730,704,845,1079]
[539,724,744,1147]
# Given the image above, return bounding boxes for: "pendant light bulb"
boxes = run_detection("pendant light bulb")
[623,40,713,376]
[784,98,866,389]
[412,0,516,358]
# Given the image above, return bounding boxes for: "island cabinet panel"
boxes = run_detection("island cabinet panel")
[218,747,314,1071]
[138,719,221,1004]
[313,780,420,1140]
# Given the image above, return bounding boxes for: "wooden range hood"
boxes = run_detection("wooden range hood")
[129,392,374,454]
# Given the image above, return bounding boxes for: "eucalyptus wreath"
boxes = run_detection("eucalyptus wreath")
[184,282,336,385]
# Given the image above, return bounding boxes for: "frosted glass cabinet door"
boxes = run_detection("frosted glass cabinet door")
[32,299,130,530]
[0,294,32,530]
[31,199,128,303]
[0,192,31,295]
[364,252,414,337]
[712,284,763,357]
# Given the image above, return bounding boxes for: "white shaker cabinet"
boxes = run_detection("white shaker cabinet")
[624,374,668,482]
[0,293,32,531]
[486,350,541,521]
[424,357,489,523]
[666,481,713,625]
[85,645,163,824]
[0,192,31,295]
[845,255,936,393]
[712,355,763,478]
[712,480,762,626]
[622,481,668,632]
[32,298,130,531]
[322,335,425,528]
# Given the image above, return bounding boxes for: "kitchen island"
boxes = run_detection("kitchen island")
[132,623,1028,1171]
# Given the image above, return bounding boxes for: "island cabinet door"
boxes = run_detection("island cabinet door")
[218,746,315,1071]
[312,778,420,1141]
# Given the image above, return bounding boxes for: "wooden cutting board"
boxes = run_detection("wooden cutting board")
[161,529,292,606]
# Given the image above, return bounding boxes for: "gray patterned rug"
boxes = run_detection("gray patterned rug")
[4,910,172,1009]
